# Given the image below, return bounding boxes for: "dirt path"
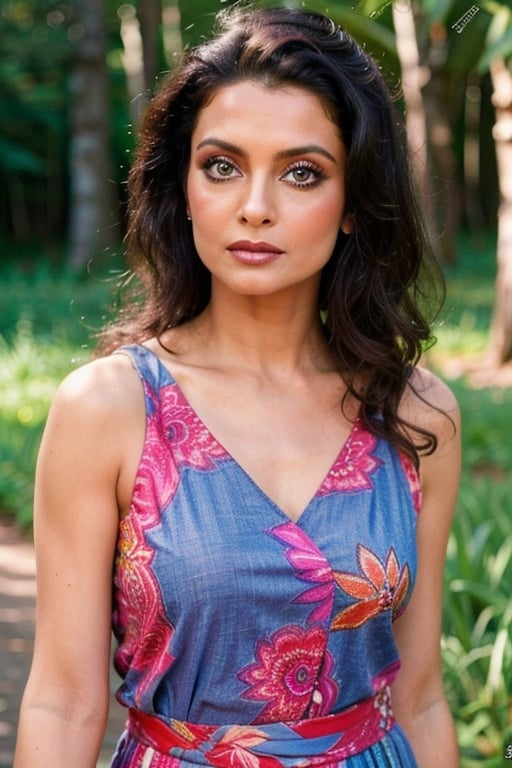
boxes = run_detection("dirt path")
[0,517,126,767]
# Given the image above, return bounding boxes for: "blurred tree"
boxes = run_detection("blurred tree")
[118,4,147,125]
[328,0,512,366]
[137,0,166,91]
[68,0,119,269]
[118,1,171,126]
[0,0,70,246]
[487,56,512,364]
[482,3,512,366]
[391,0,443,261]
[1,0,511,359]
[343,0,492,265]
[0,0,130,266]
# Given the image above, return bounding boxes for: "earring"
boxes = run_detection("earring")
[186,214,192,221]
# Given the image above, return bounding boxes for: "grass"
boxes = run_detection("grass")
[442,461,512,764]
[425,231,512,764]
[1,233,511,764]
[0,261,122,524]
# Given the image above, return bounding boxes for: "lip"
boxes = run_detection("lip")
[227,240,284,265]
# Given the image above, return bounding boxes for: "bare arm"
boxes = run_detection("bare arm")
[392,370,461,767]
[14,355,144,767]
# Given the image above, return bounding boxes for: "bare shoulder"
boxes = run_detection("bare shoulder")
[51,351,143,422]
[401,367,461,508]
[40,351,146,514]
[401,365,460,451]
[408,365,459,413]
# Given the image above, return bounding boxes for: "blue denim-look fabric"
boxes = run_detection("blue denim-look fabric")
[110,345,420,767]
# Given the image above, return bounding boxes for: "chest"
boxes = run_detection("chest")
[161,374,356,522]
[122,426,418,654]
[115,359,420,718]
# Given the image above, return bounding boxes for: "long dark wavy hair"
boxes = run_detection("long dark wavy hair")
[98,5,446,465]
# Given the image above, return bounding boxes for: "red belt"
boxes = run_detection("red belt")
[127,686,395,766]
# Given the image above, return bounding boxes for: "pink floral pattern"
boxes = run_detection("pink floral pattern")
[238,625,338,723]
[371,660,401,694]
[114,513,175,705]
[271,522,336,625]
[114,378,230,710]
[131,384,180,516]
[318,421,382,496]
[160,384,229,470]
[399,452,422,513]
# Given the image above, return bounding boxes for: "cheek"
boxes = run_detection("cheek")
[298,193,345,239]
[186,183,227,263]
[187,178,232,227]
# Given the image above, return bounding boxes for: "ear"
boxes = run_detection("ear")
[183,185,191,219]
[340,212,354,235]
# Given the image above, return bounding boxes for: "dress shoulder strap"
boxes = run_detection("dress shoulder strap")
[113,344,174,395]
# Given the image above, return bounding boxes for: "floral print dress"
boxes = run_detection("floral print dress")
[110,345,420,767]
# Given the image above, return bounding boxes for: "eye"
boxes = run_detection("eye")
[201,156,241,181]
[281,161,325,188]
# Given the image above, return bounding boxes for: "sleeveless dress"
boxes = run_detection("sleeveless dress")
[110,344,421,768]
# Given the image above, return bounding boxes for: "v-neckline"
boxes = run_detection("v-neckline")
[144,344,360,526]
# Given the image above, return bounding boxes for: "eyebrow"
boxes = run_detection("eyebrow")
[195,138,338,165]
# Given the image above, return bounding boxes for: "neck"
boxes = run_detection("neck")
[192,287,333,379]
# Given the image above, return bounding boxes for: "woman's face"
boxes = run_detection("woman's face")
[186,80,351,303]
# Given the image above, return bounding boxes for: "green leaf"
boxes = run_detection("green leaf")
[449,579,509,612]
[0,136,45,174]
[308,0,398,57]
[477,3,512,71]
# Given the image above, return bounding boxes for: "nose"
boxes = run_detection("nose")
[238,175,275,227]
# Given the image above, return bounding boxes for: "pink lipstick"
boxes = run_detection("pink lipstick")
[227,240,284,265]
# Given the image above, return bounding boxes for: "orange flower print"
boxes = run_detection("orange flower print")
[330,545,410,631]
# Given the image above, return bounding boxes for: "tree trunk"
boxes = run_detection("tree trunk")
[120,1,168,126]
[119,4,146,126]
[392,0,442,263]
[421,23,463,264]
[487,57,512,366]
[137,0,163,93]
[68,0,118,270]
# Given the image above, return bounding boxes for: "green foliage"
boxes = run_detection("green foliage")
[0,318,76,526]
[0,259,122,523]
[443,470,512,764]
[429,233,512,765]
[0,0,71,240]
[0,0,133,249]
[178,0,225,45]
[2,0,511,253]
[0,260,123,347]
[478,1,512,72]
[431,231,497,364]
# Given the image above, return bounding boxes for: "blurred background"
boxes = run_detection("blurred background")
[0,1,511,765]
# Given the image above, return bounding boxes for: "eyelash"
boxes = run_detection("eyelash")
[201,156,240,182]
[200,156,326,188]
[281,161,326,188]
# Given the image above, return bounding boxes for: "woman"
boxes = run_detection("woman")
[14,6,460,767]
